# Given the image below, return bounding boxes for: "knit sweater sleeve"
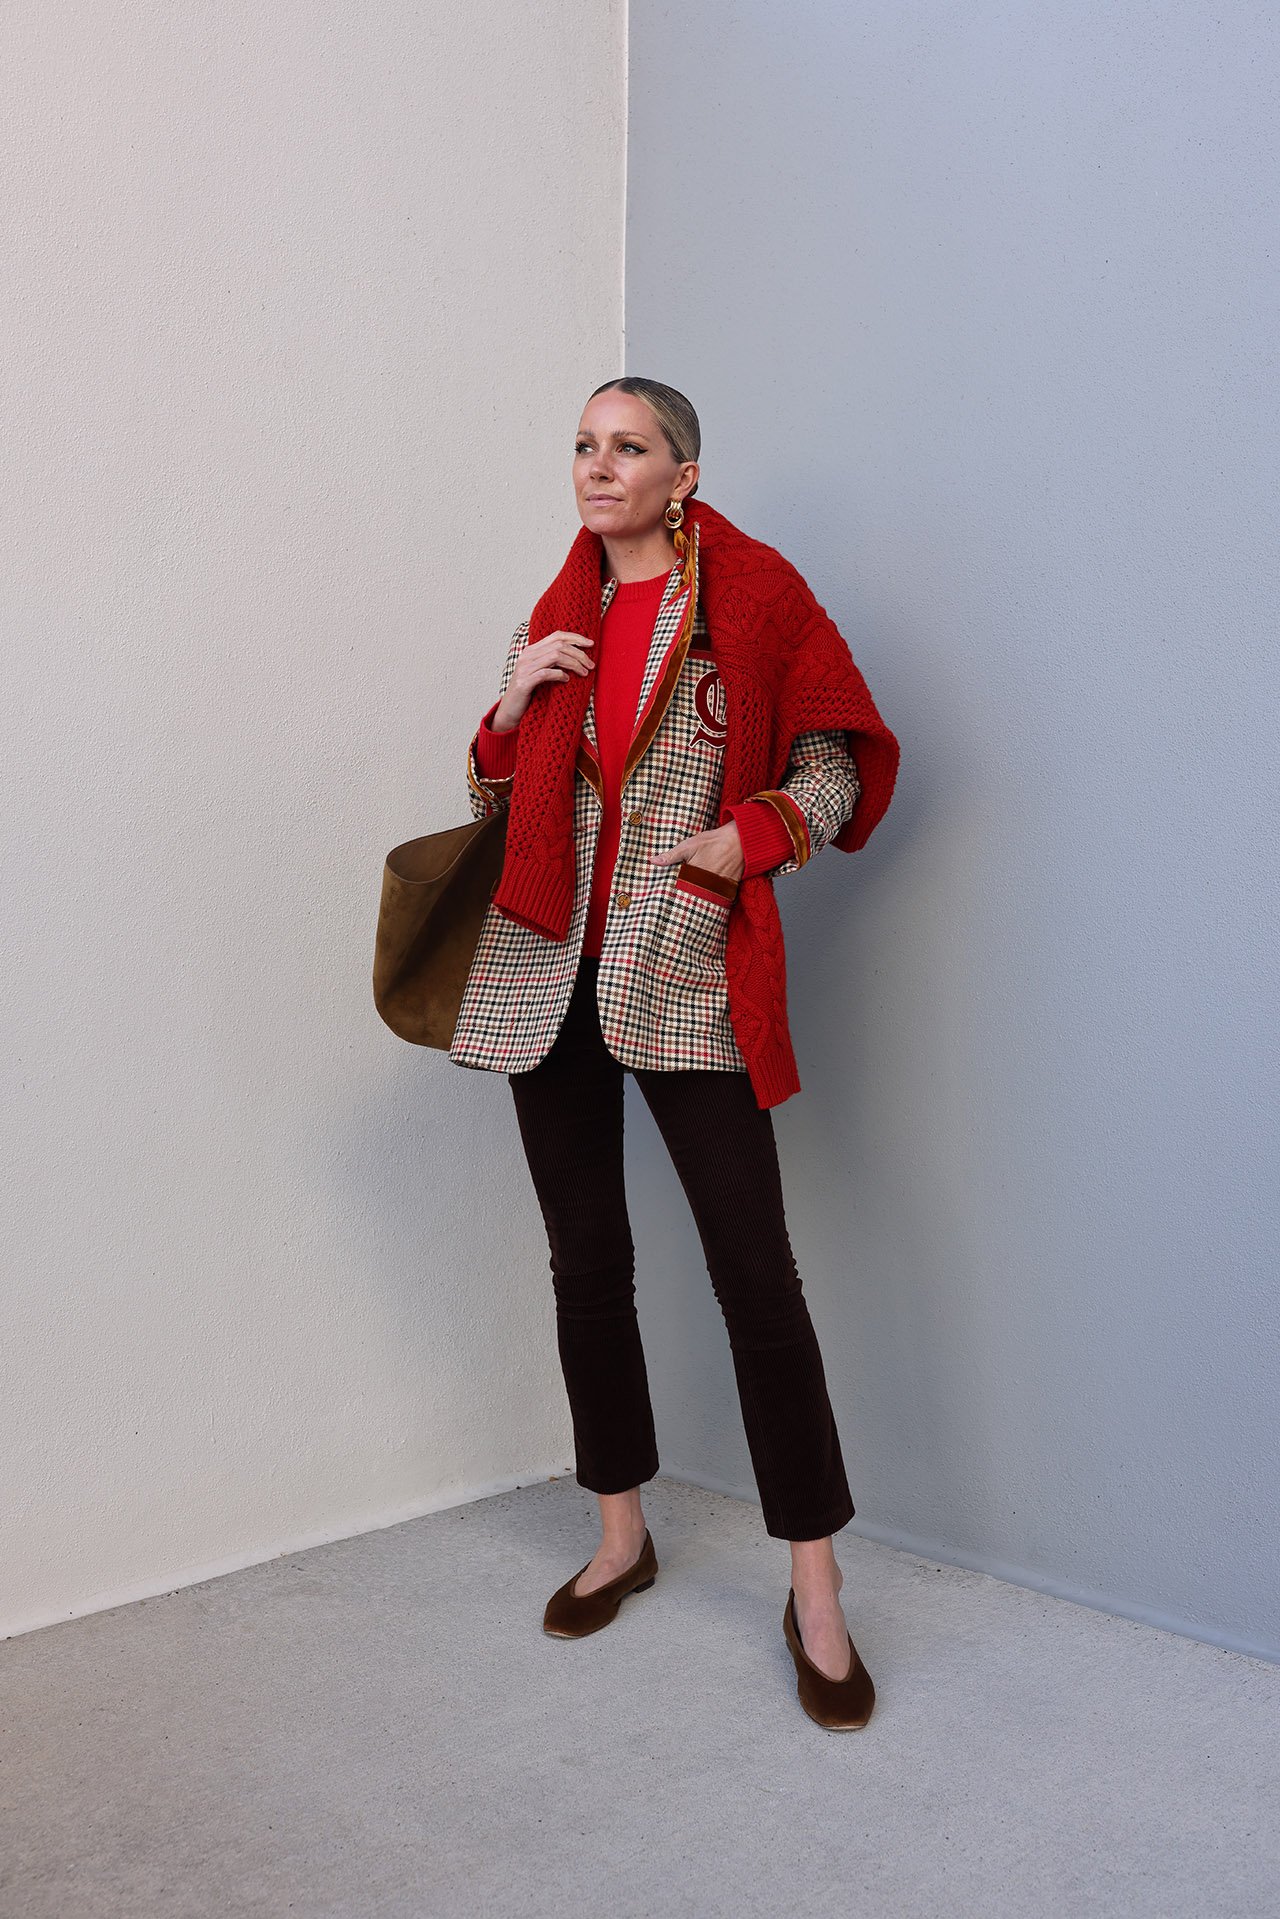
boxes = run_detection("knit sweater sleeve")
[724,798,798,878]
[733,729,862,877]
[473,702,520,779]
[769,579,901,855]
[466,620,529,820]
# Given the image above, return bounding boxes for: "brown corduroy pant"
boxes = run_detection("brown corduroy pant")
[507,955,856,1542]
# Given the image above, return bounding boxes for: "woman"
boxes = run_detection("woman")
[450,377,899,1730]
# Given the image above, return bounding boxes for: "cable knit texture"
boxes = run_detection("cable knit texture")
[491,497,901,1107]
[474,583,797,925]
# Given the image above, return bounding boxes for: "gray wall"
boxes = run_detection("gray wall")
[624,1,1280,1656]
[1,0,622,1635]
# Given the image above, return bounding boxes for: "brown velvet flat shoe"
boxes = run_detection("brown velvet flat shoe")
[782,1587,876,1729]
[542,1529,659,1638]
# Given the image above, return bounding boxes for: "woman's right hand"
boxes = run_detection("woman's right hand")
[492,631,595,733]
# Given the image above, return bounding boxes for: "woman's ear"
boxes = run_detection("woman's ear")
[675,461,699,501]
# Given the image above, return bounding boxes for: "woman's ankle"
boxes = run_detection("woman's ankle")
[596,1487,646,1552]
[789,1536,843,1599]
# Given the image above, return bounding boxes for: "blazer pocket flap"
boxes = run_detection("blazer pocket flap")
[675,860,739,904]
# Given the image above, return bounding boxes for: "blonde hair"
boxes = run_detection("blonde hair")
[588,377,701,497]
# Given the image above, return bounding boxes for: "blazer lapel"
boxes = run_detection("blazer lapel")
[574,574,614,803]
[621,520,701,794]
[574,521,700,805]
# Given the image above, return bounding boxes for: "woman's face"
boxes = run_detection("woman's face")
[573,391,697,540]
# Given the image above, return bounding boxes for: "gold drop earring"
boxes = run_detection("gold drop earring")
[664,497,685,529]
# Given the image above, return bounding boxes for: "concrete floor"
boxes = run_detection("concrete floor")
[2,1474,1278,1919]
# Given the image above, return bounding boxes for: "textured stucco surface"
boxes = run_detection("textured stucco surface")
[1,0,622,1634]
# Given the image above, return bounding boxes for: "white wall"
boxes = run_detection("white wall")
[1,1,623,1635]
[624,1,1280,1656]
[7,0,1277,1665]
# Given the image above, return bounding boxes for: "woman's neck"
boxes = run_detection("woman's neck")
[601,529,679,584]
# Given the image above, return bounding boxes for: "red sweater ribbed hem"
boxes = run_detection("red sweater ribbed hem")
[474,700,519,779]
[726,798,795,876]
[744,1042,803,1109]
[492,853,577,940]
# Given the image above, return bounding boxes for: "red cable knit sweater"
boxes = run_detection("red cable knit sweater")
[483,499,900,1108]
[474,567,795,956]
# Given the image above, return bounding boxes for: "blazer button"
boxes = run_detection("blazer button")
[615,891,631,909]
[627,810,643,826]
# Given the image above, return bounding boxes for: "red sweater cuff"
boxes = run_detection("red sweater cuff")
[474,700,519,779]
[726,800,798,878]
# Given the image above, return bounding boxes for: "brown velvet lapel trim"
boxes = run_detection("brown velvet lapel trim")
[620,521,699,793]
[573,529,698,807]
[575,735,603,803]
[574,573,614,805]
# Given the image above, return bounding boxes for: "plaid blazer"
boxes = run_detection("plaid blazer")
[448,530,861,1080]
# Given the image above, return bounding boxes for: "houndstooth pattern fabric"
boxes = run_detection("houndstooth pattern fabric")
[448,534,860,1080]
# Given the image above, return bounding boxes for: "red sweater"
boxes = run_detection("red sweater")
[474,568,794,954]
[482,499,899,1107]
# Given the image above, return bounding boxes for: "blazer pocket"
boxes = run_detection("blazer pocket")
[675,859,739,905]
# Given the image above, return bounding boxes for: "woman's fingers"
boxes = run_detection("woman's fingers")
[520,632,594,684]
[654,824,744,880]
[540,631,594,661]
[552,632,594,673]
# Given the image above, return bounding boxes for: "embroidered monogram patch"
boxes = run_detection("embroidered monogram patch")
[690,666,727,752]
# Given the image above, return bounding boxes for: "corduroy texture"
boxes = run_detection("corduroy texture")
[492,498,901,1108]
[508,957,857,1542]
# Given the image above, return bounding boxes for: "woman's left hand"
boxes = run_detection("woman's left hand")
[652,820,745,883]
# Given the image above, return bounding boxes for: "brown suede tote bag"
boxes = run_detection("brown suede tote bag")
[372,810,509,1048]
